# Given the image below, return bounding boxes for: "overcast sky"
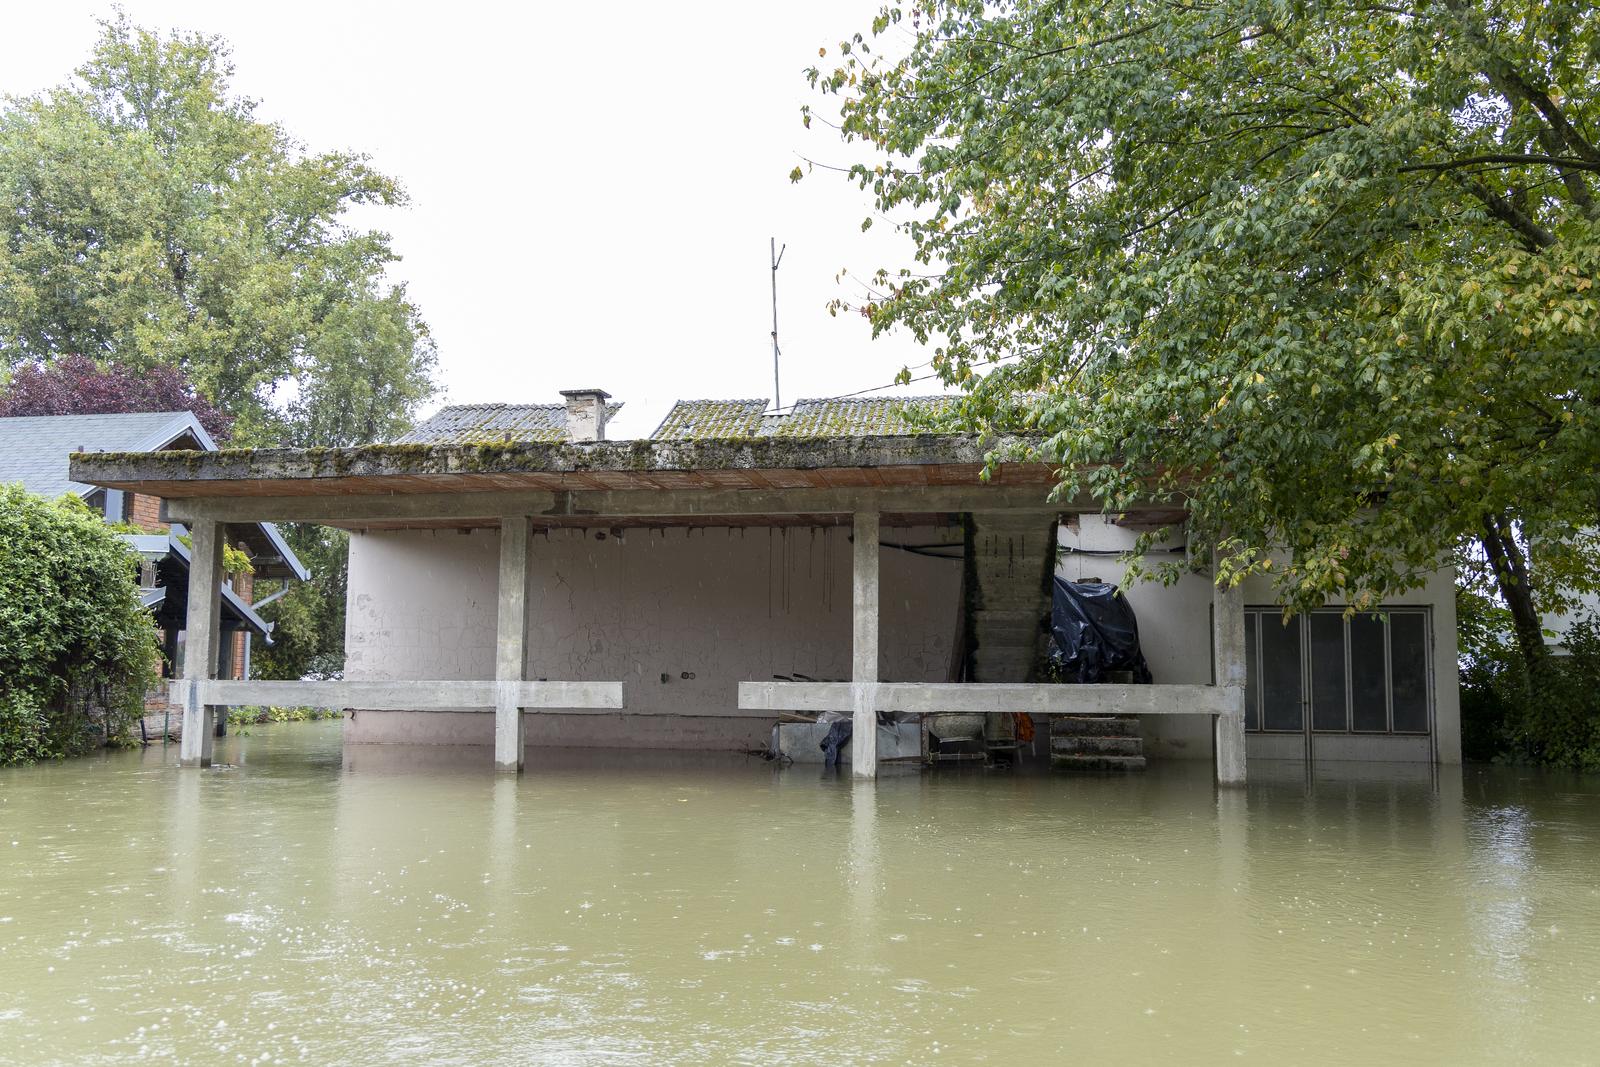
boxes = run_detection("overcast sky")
[0,1,941,438]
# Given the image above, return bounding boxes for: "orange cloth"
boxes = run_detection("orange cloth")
[1013,713,1035,742]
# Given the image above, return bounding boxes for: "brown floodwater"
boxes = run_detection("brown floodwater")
[1,720,1597,1064]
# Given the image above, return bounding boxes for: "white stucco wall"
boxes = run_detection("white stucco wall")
[1058,515,1462,764]
[344,524,963,750]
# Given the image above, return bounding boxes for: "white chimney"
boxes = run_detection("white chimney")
[560,388,611,442]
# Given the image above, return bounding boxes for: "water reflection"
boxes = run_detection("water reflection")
[1,723,1598,1064]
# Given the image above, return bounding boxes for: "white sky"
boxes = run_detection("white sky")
[0,1,943,439]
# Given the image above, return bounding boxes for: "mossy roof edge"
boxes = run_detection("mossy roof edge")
[70,432,1047,486]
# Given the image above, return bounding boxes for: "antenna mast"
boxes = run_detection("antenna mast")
[770,237,786,410]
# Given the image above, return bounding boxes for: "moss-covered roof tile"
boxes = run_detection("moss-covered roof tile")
[395,402,624,445]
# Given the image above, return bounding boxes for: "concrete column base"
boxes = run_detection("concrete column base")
[1214,705,1247,786]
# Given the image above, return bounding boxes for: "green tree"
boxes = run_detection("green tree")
[804,0,1600,676]
[0,485,159,764]
[0,14,437,447]
[0,16,440,684]
[249,525,349,682]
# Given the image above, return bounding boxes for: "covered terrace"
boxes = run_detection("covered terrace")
[69,433,1247,783]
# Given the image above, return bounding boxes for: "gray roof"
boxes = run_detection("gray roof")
[651,399,771,440]
[651,396,955,440]
[0,411,214,499]
[396,402,625,445]
[0,410,308,583]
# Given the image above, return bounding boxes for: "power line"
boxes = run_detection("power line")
[765,351,1024,415]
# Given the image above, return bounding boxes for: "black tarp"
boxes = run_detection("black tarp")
[1047,577,1153,684]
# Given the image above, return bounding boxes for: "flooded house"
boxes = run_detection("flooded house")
[69,390,1461,778]
[0,411,307,737]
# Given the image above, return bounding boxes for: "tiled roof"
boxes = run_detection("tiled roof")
[651,399,770,440]
[0,410,307,580]
[769,396,955,438]
[651,396,954,440]
[0,411,212,498]
[395,402,624,445]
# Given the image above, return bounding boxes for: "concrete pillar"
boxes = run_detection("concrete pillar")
[1212,549,1247,786]
[178,519,224,768]
[495,516,533,773]
[213,629,233,737]
[852,511,880,778]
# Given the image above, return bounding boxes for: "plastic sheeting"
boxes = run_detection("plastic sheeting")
[1047,577,1153,684]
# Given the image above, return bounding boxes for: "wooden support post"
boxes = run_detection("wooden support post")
[852,511,880,778]
[1212,549,1247,786]
[178,519,224,768]
[495,516,533,773]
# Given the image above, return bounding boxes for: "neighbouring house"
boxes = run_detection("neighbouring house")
[1543,585,1600,656]
[0,411,308,737]
[69,388,1461,776]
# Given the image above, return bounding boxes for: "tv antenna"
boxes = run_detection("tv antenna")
[770,237,786,410]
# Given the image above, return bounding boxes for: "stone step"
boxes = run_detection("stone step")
[970,607,1046,626]
[1051,735,1143,758]
[1051,715,1142,738]
[966,591,1056,607]
[1050,754,1148,773]
[970,622,1045,645]
[970,616,1044,634]
[970,651,1037,681]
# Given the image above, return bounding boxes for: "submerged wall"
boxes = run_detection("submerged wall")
[1058,515,1462,764]
[344,525,963,750]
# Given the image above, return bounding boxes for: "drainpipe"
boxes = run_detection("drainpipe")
[252,586,291,611]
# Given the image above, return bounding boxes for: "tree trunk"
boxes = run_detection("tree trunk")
[1480,512,1548,681]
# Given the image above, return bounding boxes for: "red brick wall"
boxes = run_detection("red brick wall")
[231,563,253,680]
[129,492,166,532]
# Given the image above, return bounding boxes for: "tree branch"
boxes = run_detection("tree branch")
[1399,153,1600,174]
[1450,174,1557,250]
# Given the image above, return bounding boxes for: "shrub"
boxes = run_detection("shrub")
[0,485,159,764]
[1458,610,1600,771]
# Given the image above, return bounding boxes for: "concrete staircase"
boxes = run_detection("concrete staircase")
[959,514,1148,771]
[963,513,1057,685]
[1050,714,1147,772]
[958,514,1056,757]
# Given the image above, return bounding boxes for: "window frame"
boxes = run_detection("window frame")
[1241,606,1433,737]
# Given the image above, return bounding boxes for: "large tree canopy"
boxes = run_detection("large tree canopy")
[0,354,231,439]
[0,16,437,447]
[805,0,1599,628]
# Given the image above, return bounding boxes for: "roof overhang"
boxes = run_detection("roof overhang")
[70,434,1048,497]
[67,434,1178,532]
[227,521,310,581]
[144,533,274,640]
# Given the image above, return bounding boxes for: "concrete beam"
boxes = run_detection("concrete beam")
[740,680,1240,717]
[177,519,224,768]
[1212,549,1248,787]
[495,516,533,772]
[164,485,1070,526]
[852,511,880,779]
[72,432,1045,489]
[180,679,625,711]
